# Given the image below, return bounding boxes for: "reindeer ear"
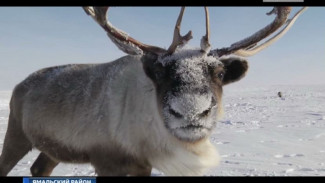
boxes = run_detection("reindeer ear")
[141,54,165,83]
[220,57,248,85]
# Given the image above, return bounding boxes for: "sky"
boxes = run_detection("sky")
[0,7,324,90]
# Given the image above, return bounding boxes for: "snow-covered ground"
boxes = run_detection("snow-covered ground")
[1,85,325,176]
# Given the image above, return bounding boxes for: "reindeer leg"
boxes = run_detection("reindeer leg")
[0,113,32,176]
[128,164,152,176]
[90,148,151,176]
[93,162,152,176]
[30,152,59,176]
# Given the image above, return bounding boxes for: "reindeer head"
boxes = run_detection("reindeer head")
[83,7,307,142]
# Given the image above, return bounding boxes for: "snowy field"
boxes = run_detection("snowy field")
[1,85,325,176]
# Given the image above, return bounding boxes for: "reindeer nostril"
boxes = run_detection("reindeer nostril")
[169,108,183,118]
[211,97,217,107]
[197,97,215,118]
[198,108,211,118]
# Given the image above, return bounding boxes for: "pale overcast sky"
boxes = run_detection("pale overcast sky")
[0,7,324,90]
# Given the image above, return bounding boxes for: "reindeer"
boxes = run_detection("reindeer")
[0,7,307,176]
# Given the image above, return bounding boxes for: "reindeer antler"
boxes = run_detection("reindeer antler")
[83,7,166,55]
[83,7,307,58]
[167,7,193,55]
[200,7,211,53]
[83,6,194,56]
[209,7,308,57]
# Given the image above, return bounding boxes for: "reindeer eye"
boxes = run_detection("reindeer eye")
[217,72,224,80]
[153,64,166,80]
[155,71,165,80]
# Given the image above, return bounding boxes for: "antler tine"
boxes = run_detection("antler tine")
[200,7,211,53]
[233,7,308,57]
[83,7,109,26]
[83,6,166,55]
[210,7,307,57]
[167,7,193,55]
